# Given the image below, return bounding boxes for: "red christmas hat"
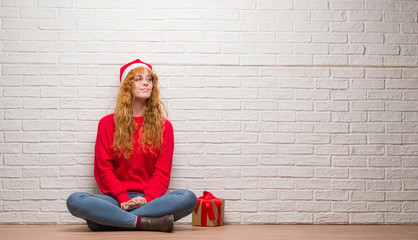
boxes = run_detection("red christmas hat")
[119,59,153,82]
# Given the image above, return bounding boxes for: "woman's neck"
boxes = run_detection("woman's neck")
[132,99,146,117]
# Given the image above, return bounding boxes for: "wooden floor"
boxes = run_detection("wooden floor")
[1,224,417,240]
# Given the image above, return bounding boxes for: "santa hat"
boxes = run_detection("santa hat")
[119,59,153,82]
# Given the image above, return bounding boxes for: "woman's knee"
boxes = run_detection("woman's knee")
[66,192,89,213]
[175,189,197,209]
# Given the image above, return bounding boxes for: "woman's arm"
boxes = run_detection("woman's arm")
[142,120,174,203]
[94,117,131,204]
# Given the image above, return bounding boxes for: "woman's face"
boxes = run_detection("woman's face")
[132,68,153,100]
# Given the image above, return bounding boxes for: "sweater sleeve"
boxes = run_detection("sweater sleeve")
[94,117,131,204]
[143,120,174,203]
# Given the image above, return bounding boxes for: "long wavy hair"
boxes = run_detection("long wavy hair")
[113,67,167,159]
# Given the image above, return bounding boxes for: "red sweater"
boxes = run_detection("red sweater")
[94,113,174,204]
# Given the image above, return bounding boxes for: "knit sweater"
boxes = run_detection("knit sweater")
[94,113,174,204]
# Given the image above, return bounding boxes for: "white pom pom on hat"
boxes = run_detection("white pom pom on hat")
[119,59,153,82]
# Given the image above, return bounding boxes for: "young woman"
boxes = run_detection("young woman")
[66,59,197,232]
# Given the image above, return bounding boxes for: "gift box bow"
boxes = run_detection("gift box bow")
[194,191,222,226]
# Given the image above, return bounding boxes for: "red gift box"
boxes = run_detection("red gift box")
[192,191,225,227]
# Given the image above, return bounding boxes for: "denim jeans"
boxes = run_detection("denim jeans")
[66,189,197,228]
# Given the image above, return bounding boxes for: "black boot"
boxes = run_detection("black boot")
[140,215,174,232]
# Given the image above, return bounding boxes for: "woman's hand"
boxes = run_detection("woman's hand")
[121,196,147,211]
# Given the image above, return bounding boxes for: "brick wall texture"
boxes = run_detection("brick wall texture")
[1,0,418,224]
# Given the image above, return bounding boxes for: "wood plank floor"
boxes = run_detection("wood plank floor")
[1,224,417,240]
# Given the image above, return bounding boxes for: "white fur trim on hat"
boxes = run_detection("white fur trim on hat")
[121,63,151,82]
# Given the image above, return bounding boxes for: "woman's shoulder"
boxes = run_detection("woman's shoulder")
[163,118,173,131]
[98,113,115,126]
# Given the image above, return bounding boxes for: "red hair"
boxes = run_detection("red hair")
[113,67,167,159]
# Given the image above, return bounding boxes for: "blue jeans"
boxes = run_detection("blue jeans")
[66,190,197,228]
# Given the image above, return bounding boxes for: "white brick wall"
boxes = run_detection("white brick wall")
[1,0,418,225]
